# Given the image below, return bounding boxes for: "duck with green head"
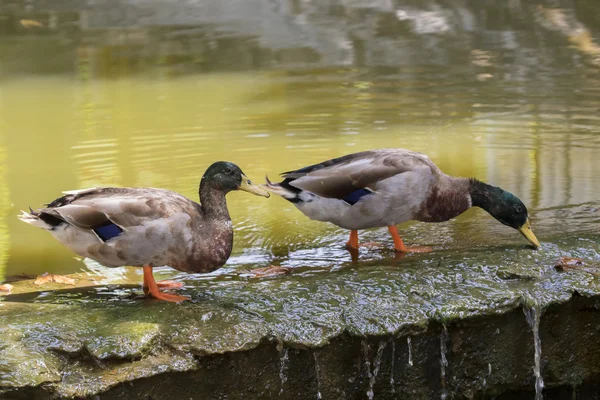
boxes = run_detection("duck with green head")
[19,161,270,302]
[265,148,540,253]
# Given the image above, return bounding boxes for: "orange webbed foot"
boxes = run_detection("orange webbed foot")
[143,280,184,296]
[388,226,432,253]
[143,266,189,303]
[148,291,190,303]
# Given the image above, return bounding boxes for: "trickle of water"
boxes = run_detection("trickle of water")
[524,306,544,400]
[314,352,322,400]
[362,341,373,396]
[390,339,396,394]
[407,337,413,367]
[279,347,289,395]
[483,362,492,387]
[440,325,449,400]
[366,341,387,400]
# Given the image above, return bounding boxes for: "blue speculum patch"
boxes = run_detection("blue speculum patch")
[94,223,123,241]
[341,188,373,205]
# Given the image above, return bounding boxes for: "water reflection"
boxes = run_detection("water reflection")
[0,0,599,281]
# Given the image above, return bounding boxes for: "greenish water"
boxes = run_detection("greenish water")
[0,0,599,286]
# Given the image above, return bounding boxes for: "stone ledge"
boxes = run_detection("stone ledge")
[1,239,599,399]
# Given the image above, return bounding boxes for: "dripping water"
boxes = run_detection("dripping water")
[440,325,449,400]
[366,341,387,400]
[525,305,544,400]
[362,341,373,398]
[483,362,492,388]
[313,352,322,400]
[407,336,413,367]
[390,339,396,394]
[279,347,289,395]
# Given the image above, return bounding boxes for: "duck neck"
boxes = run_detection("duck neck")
[199,179,231,222]
[469,178,503,215]
[417,175,472,222]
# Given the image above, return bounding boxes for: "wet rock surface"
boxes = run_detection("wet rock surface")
[1,223,599,399]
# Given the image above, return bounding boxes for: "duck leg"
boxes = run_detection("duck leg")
[388,226,407,252]
[143,266,189,302]
[345,230,359,250]
[388,226,432,253]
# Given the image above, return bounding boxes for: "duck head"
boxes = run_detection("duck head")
[470,179,540,248]
[202,161,270,197]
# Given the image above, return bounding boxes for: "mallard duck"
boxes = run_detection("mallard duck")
[264,148,540,252]
[19,161,269,302]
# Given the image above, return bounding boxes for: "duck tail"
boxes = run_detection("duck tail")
[18,209,46,229]
[263,175,302,203]
[18,209,57,230]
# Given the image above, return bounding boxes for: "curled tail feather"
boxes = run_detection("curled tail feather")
[263,175,302,202]
[18,210,55,230]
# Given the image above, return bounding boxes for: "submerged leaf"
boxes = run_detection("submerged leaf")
[555,257,585,270]
[34,273,76,286]
[0,283,14,293]
[555,257,600,277]
[247,265,291,278]
[20,19,43,28]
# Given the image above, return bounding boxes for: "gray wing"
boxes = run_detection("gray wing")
[282,148,437,199]
[40,188,200,231]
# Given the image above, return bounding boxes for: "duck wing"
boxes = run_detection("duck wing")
[38,188,199,240]
[282,148,437,199]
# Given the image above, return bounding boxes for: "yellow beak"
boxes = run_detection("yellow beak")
[518,218,540,249]
[239,175,270,198]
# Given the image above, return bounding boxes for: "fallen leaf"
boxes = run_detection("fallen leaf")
[476,73,494,81]
[34,273,76,286]
[0,284,13,293]
[20,19,43,28]
[555,257,585,270]
[34,273,53,285]
[53,275,76,285]
[247,265,291,278]
[555,257,600,277]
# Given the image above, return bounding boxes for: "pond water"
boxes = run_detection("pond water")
[0,0,599,284]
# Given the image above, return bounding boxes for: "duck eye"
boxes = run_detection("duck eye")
[515,205,523,213]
